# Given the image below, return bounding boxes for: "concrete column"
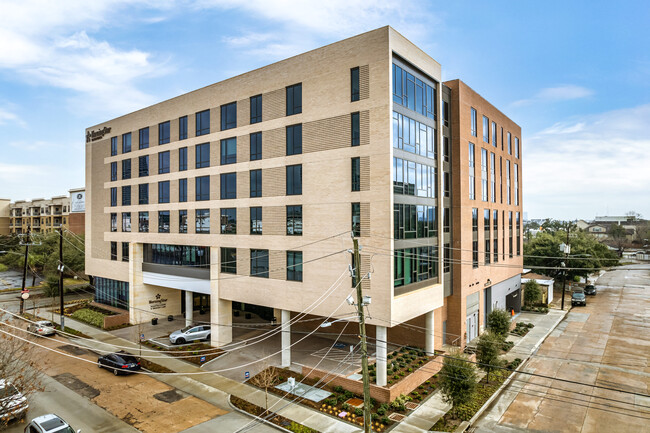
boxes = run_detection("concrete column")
[185,291,193,327]
[281,309,291,367]
[376,325,387,387]
[128,242,145,324]
[209,247,232,347]
[425,310,435,355]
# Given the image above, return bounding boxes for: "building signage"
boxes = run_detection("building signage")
[149,293,168,310]
[86,126,112,143]
[70,191,85,213]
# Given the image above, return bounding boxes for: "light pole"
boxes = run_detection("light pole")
[559,242,570,311]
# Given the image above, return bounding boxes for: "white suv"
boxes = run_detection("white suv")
[169,325,211,344]
[24,414,80,433]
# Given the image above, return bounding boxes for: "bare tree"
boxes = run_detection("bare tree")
[250,361,278,415]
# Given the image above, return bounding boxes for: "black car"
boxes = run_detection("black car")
[571,291,587,306]
[584,284,597,295]
[97,352,141,376]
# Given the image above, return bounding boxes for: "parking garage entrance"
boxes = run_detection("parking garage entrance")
[233,302,275,322]
[181,291,210,314]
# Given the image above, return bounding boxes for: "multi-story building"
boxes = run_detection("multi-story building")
[0,199,10,235]
[85,26,522,382]
[8,189,86,235]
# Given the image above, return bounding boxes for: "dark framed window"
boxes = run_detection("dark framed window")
[250,95,262,124]
[158,181,170,203]
[122,212,131,232]
[286,164,302,195]
[352,203,360,237]
[351,67,360,102]
[351,112,360,146]
[139,155,149,177]
[220,137,237,165]
[250,132,262,161]
[472,240,479,268]
[250,249,269,278]
[286,205,302,235]
[158,211,170,233]
[159,121,170,144]
[250,207,262,235]
[110,213,117,232]
[139,127,149,149]
[110,242,117,260]
[196,209,210,234]
[250,169,262,197]
[220,173,236,199]
[221,248,236,274]
[122,132,131,153]
[286,124,302,155]
[138,211,149,232]
[220,102,236,131]
[196,109,210,136]
[443,136,450,162]
[122,242,129,262]
[196,143,210,168]
[121,186,131,206]
[351,157,360,192]
[158,151,170,174]
[443,101,449,127]
[470,108,477,137]
[483,116,489,143]
[110,137,117,156]
[110,162,117,181]
[286,83,302,116]
[179,210,187,233]
[444,243,451,273]
[195,176,210,201]
[444,172,450,197]
[122,159,131,179]
[220,208,236,234]
[179,147,187,171]
[110,187,117,207]
[138,183,149,205]
[175,179,185,202]
[287,251,303,281]
[179,116,188,140]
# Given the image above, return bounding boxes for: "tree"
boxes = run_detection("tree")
[250,363,278,415]
[438,350,477,416]
[609,224,627,256]
[476,331,503,383]
[523,280,542,307]
[487,309,511,339]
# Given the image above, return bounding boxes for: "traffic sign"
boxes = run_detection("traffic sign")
[200,356,206,363]
[244,371,250,379]
[140,333,145,342]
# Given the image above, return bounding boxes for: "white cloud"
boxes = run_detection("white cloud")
[0,107,24,127]
[513,85,594,107]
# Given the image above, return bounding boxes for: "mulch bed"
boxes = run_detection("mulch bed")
[230,395,319,432]
[142,340,224,366]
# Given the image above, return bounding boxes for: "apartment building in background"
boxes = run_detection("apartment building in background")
[85,26,522,382]
[0,199,9,235]
[8,188,86,235]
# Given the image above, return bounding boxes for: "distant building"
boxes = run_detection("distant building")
[8,189,85,235]
[0,199,10,235]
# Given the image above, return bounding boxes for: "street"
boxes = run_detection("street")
[475,264,650,433]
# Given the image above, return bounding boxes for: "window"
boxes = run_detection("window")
[250,132,262,161]
[393,246,438,287]
[158,151,170,174]
[196,109,210,136]
[138,183,149,205]
[139,155,149,177]
[179,178,187,202]
[469,142,475,200]
[392,157,436,198]
[492,121,497,147]
[286,83,302,115]
[507,160,511,205]
[179,147,187,171]
[220,137,237,165]
[516,212,521,256]
[250,95,262,124]
[122,159,131,179]
[110,213,117,232]
[393,204,436,239]
[507,132,512,155]
[443,207,450,233]
[443,101,449,127]
[110,162,117,181]
[287,251,303,281]
[392,111,436,158]
[179,116,188,140]
[220,208,236,234]
[352,202,360,237]
[472,207,478,232]
[351,157,360,192]
[483,116,489,143]
[351,67,360,102]
[470,108,477,137]
[484,209,491,265]
[490,153,496,203]
[159,121,170,144]
[158,181,170,203]
[138,211,149,232]
[221,248,236,274]
[351,112,360,146]
[392,63,436,119]
[179,210,187,233]
[196,209,210,233]
[195,176,210,201]
[220,103,236,131]
[250,207,262,235]
[122,212,131,232]
[110,242,117,260]
[286,164,302,195]
[509,211,513,258]
[158,211,170,233]
[121,186,131,206]
[444,243,451,273]
[444,172,450,197]
[515,137,520,159]
[220,173,236,199]
[493,210,499,263]
[139,127,149,149]
[250,249,269,278]
[443,136,450,162]
[196,143,210,168]
[472,240,479,268]
[287,205,302,235]
[250,169,262,197]
[514,163,519,206]
[122,133,131,153]
[110,187,117,207]
[110,137,117,156]
[122,242,129,262]
[481,148,488,201]
[286,124,302,155]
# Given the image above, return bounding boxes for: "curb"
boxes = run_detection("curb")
[227,394,292,433]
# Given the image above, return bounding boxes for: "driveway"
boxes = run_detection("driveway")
[475,264,650,433]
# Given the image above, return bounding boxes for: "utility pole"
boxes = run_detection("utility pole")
[59,228,65,332]
[19,227,30,315]
[352,237,371,433]
[560,223,571,311]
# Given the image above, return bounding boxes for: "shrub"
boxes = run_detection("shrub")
[287,422,317,433]
[487,309,511,339]
[438,350,477,417]
[377,407,386,415]
[336,394,347,403]
[326,398,337,406]
[390,394,409,411]
[333,385,344,393]
[341,403,350,411]
[70,308,105,327]
[408,368,413,372]
[354,408,363,416]
[371,413,379,421]
[523,280,542,306]
[381,416,390,425]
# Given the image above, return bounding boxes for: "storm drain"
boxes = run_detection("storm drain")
[53,373,100,399]
[57,344,90,356]
[153,389,187,403]
[388,413,406,422]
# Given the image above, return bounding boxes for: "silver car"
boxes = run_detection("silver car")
[23,413,80,433]
[27,321,56,337]
[169,325,211,344]
[0,380,28,423]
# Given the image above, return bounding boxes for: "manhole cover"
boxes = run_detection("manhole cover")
[405,402,419,410]
[53,373,100,399]
[345,397,364,408]
[388,413,406,422]
[153,389,186,403]
[57,344,89,356]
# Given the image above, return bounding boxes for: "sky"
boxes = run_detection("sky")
[0,0,648,221]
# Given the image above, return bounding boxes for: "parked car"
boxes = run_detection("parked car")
[97,351,141,376]
[571,291,587,306]
[26,321,56,337]
[0,380,28,423]
[23,413,80,433]
[169,325,211,345]
[584,284,597,295]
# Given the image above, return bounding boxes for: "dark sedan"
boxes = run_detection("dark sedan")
[97,352,141,376]
[584,284,597,295]
[571,291,587,306]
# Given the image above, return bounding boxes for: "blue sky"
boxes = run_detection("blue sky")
[0,0,648,220]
